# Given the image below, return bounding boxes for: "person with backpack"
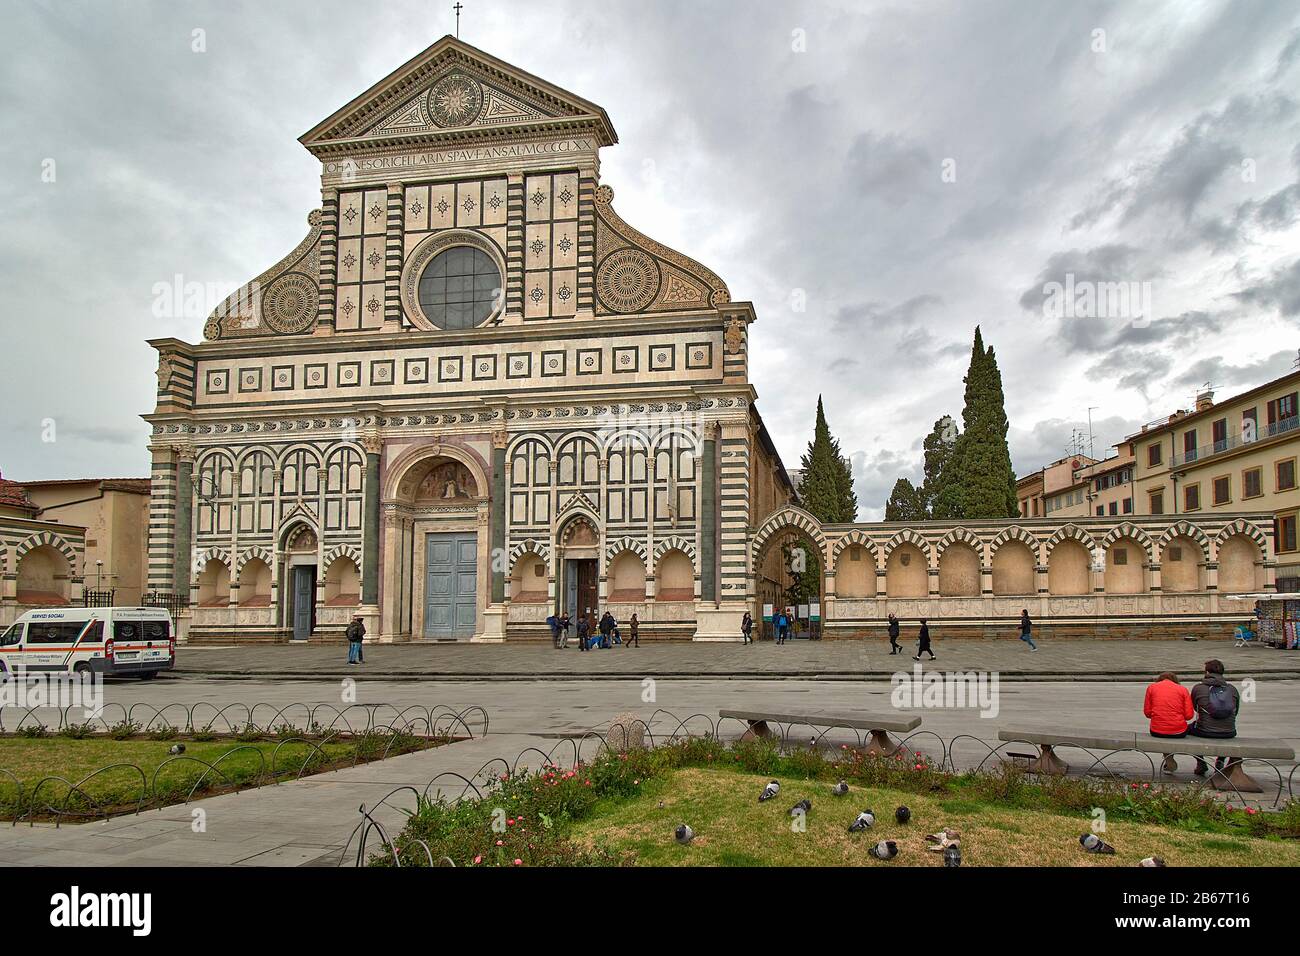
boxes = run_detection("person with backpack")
[913,619,935,661]
[741,611,753,645]
[1188,659,1240,778]
[345,615,365,665]
[776,609,788,645]
[1019,609,1038,651]
[886,613,901,655]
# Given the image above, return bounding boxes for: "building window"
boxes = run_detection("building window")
[1243,407,1258,441]
[417,245,503,330]
[1212,418,1228,453]
[1096,505,1104,516]
[1277,513,1298,554]
[1149,491,1164,515]
[1122,497,1133,514]
[1278,458,1297,492]
[1108,501,1118,515]
[1147,443,1162,467]
[1244,467,1263,498]
[1213,475,1230,506]
[1183,430,1198,463]
[1114,548,1128,565]
[1267,392,1298,433]
[1184,483,1201,512]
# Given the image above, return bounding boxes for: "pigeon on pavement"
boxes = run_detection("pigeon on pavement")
[848,810,876,832]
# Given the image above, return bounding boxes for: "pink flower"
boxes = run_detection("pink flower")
[513,858,522,866]
[496,840,504,846]
[473,855,482,864]
[1246,807,1259,815]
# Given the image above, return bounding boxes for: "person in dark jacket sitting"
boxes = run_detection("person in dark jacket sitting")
[1188,659,1240,778]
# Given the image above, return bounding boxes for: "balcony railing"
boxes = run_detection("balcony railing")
[1170,415,1298,468]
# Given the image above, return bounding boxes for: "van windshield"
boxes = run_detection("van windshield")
[0,623,22,646]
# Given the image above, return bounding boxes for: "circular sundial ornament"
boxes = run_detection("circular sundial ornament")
[596,248,660,313]
[262,272,316,334]
[427,73,484,128]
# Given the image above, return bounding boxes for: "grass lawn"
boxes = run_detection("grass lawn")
[569,767,1300,867]
[0,734,423,821]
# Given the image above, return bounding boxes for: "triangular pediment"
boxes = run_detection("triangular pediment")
[299,36,617,155]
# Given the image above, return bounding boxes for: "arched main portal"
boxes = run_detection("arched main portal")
[382,446,489,641]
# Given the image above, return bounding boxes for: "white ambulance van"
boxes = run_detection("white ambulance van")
[0,607,175,679]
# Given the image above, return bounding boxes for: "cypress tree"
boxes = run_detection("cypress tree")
[884,478,927,521]
[796,395,858,522]
[944,327,1020,518]
[921,415,959,518]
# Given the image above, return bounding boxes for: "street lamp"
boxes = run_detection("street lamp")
[96,560,103,590]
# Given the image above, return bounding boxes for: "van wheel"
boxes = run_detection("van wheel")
[73,663,92,677]
[139,671,158,681]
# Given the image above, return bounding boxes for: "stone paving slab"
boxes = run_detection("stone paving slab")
[170,639,1300,681]
[0,733,567,868]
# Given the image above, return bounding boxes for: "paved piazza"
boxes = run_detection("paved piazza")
[169,639,1300,680]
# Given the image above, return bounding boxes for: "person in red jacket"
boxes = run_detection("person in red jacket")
[1144,672,1194,773]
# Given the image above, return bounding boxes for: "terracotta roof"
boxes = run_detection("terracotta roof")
[16,477,150,495]
[0,470,38,516]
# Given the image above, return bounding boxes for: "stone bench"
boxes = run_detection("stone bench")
[719,708,921,756]
[997,727,1295,793]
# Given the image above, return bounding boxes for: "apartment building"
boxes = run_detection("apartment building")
[1124,367,1299,576]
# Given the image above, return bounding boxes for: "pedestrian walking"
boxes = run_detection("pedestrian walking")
[776,608,788,645]
[627,613,639,647]
[886,613,901,655]
[741,610,753,645]
[1019,608,1038,651]
[913,618,936,661]
[346,615,365,665]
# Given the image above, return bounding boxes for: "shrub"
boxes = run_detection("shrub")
[108,719,141,741]
[58,721,97,739]
[147,724,178,741]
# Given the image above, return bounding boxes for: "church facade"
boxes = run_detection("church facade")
[145,37,794,643]
[142,37,1278,645]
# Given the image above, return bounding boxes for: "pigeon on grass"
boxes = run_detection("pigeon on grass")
[868,840,898,860]
[831,780,849,797]
[675,824,694,845]
[848,810,875,832]
[758,780,780,802]
[789,799,812,816]
[894,806,911,824]
[1079,833,1115,854]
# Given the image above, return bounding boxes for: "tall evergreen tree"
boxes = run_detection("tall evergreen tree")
[884,478,928,521]
[796,396,858,522]
[943,327,1020,518]
[921,415,960,518]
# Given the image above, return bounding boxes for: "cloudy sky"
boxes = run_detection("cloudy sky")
[3,0,1298,518]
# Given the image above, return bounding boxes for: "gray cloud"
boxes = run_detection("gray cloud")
[2,0,1297,518]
